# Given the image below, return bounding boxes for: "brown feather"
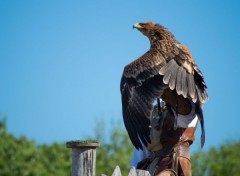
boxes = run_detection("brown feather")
[169,64,180,90]
[121,21,208,149]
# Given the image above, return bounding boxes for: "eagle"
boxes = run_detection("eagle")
[120,22,208,150]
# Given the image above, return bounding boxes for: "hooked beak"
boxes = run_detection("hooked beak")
[133,23,144,29]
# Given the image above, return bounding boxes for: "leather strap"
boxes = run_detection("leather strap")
[174,143,190,161]
[157,169,178,176]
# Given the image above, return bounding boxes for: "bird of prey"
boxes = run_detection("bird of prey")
[120,22,208,150]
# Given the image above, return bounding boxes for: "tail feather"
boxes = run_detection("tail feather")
[196,101,205,148]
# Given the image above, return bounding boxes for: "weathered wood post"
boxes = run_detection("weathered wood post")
[66,140,99,176]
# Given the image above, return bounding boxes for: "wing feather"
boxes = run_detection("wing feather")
[169,64,180,90]
[124,108,142,147]
[176,66,183,95]
[121,75,166,149]
[180,68,187,96]
[181,70,188,98]
[121,50,167,149]
[186,74,196,101]
[194,66,208,104]
[121,42,208,149]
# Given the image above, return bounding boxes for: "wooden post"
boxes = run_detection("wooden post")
[128,167,151,176]
[66,140,99,176]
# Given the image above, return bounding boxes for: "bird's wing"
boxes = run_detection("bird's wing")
[121,44,208,149]
[121,49,167,150]
[158,42,208,147]
[159,43,208,104]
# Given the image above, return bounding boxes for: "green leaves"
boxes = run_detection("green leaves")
[0,118,71,176]
[1,116,239,176]
[0,118,133,176]
[93,119,133,176]
[191,142,240,176]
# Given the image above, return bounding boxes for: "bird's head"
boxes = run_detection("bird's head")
[133,21,176,43]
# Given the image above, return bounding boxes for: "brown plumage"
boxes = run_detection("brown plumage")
[120,22,208,150]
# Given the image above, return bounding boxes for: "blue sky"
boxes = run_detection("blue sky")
[0,1,240,153]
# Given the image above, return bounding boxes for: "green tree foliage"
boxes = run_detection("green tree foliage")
[192,142,240,176]
[0,118,71,176]
[94,119,133,175]
[1,116,240,176]
[0,117,133,175]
